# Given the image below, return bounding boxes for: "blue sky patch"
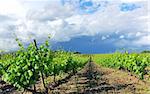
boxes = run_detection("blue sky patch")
[61,0,108,14]
[79,0,108,14]
[79,0,100,13]
[120,3,141,12]
[81,1,93,7]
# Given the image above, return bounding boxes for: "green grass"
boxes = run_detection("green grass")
[92,54,113,62]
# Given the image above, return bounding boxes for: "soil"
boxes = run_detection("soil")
[48,62,150,94]
[0,62,150,94]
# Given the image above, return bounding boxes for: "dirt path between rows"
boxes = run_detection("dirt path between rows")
[49,62,150,94]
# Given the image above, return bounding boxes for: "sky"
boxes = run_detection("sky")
[0,0,150,53]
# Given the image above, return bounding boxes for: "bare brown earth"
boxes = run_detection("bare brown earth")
[0,62,150,94]
[49,62,150,94]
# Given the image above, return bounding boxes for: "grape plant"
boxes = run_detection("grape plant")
[0,38,86,93]
[95,52,149,79]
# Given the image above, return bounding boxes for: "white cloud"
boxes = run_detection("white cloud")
[0,0,149,51]
[101,36,106,40]
[119,35,125,39]
[0,0,26,17]
[135,32,142,37]
[134,35,150,46]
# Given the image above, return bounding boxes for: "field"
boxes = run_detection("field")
[0,40,150,94]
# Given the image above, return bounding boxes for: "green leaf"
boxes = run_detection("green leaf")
[28,70,33,77]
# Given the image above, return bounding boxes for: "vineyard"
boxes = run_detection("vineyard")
[0,39,150,94]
